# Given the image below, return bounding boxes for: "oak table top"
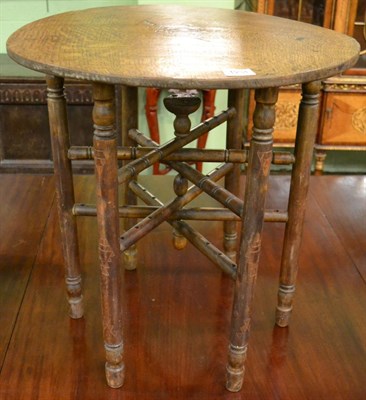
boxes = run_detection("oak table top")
[7,5,360,89]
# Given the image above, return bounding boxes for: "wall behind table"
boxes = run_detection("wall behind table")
[0,0,138,54]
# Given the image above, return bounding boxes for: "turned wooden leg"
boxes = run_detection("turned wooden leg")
[224,89,246,262]
[276,81,321,327]
[314,148,326,175]
[226,87,278,392]
[46,75,83,319]
[93,83,124,388]
[121,86,138,270]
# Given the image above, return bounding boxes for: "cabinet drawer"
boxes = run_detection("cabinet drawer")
[320,92,366,145]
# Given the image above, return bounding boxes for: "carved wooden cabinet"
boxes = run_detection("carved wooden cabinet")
[242,0,366,172]
[0,55,122,172]
[0,76,93,172]
[316,76,366,169]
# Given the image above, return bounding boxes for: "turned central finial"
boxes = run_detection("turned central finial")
[163,90,201,137]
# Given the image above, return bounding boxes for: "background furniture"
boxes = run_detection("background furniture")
[240,0,366,172]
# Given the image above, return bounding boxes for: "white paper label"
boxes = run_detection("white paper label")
[223,68,256,77]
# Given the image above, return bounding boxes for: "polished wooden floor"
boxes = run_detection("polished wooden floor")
[0,173,365,400]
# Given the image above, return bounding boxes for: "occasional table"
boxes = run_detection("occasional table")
[7,5,359,392]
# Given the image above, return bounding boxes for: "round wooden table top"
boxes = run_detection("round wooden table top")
[7,5,360,89]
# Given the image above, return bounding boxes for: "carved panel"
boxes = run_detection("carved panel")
[324,83,366,92]
[352,107,366,134]
[0,78,122,172]
[247,89,301,143]
[274,101,299,131]
[0,82,93,105]
[0,78,97,172]
[319,92,366,145]
[0,86,47,104]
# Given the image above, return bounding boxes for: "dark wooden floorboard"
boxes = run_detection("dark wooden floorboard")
[0,175,55,368]
[0,174,365,399]
[309,175,366,281]
[258,176,366,400]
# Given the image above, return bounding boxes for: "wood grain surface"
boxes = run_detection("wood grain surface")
[0,175,55,367]
[7,5,360,89]
[309,175,366,280]
[0,174,365,399]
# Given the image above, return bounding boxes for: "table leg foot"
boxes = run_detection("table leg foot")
[105,363,125,388]
[105,343,125,388]
[172,228,188,250]
[122,244,138,271]
[226,345,246,392]
[275,308,292,327]
[69,300,84,319]
[275,284,295,327]
[65,276,83,319]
